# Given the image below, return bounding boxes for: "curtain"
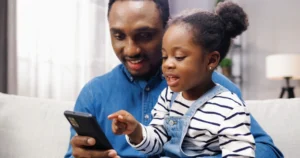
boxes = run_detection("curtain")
[7,0,17,94]
[0,0,8,93]
[15,0,119,101]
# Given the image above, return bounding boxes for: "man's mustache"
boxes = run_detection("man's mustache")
[124,54,145,61]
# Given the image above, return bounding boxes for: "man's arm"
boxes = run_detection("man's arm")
[65,82,93,158]
[212,71,242,99]
[64,81,119,158]
[250,115,284,158]
[211,71,284,158]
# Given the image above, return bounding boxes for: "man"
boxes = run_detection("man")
[65,0,283,158]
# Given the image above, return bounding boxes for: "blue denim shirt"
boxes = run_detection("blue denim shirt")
[65,64,283,158]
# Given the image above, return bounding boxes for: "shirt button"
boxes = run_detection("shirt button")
[145,87,151,91]
[145,114,150,119]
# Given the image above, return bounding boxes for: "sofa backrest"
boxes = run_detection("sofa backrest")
[1,93,300,157]
[0,93,74,158]
[246,98,300,158]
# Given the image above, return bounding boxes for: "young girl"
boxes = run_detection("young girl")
[108,1,255,157]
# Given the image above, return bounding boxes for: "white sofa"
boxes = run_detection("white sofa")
[0,93,299,158]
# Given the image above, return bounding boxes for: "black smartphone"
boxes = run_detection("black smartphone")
[64,110,113,150]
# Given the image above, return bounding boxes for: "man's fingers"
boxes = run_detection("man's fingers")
[71,135,96,147]
[73,148,119,158]
[71,136,118,158]
[72,146,90,158]
[107,149,119,158]
[88,149,119,158]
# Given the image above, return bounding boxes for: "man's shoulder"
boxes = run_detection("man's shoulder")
[88,64,125,85]
[212,71,242,99]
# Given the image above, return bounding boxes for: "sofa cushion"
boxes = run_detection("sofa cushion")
[0,93,74,158]
[1,92,299,157]
[246,98,300,158]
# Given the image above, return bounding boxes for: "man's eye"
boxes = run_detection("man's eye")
[175,56,186,61]
[138,32,152,40]
[114,33,125,40]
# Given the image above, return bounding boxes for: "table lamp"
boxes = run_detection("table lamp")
[266,54,300,98]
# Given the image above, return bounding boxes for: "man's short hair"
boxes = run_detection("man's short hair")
[107,0,170,27]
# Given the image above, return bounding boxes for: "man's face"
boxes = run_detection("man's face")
[108,0,164,78]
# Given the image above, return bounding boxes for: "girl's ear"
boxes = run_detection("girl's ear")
[207,51,220,71]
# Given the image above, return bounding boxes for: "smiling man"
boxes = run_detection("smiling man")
[65,0,283,158]
[108,0,164,79]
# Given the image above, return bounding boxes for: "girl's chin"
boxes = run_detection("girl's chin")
[169,86,182,93]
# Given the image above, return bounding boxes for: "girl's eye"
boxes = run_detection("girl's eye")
[175,56,186,61]
[162,56,167,60]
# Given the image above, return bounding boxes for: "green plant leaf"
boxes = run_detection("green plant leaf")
[219,58,232,68]
[216,0,225,6]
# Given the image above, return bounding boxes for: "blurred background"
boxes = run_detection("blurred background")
[0,0,299,101]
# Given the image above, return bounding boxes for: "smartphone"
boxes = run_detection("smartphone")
[64,110,113,150]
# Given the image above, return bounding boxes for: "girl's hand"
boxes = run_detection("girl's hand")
[108,110,139,135]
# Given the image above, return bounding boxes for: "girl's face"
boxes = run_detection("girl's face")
[162,24,217,100]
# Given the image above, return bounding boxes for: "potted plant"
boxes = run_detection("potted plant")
[216,0,225,6]
[219,58,232,79]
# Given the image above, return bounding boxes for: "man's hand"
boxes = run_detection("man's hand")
[108,110,143,144]
[70,135,120,158]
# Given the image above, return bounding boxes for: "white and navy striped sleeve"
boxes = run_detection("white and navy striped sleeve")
[126,88,170,155]
[218,105,255,158]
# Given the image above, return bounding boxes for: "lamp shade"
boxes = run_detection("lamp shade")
[266,54,300,80]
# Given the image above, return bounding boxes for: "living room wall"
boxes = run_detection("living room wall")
[237,0,300,99]
[170,0,300,100]
[169,0,215,15]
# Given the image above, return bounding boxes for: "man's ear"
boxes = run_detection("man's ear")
[207,51,220,71]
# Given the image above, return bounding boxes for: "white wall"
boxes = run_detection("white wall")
[169,0,215,16]
[237,0,300,99]
[169,0,300,100]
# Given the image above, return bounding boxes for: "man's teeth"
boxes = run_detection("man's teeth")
[130,59,143,64]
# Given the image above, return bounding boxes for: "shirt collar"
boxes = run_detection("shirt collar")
[122,64,134,82]
[121,64,164,83]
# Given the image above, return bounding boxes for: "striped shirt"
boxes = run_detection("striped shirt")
[126,87,255,157]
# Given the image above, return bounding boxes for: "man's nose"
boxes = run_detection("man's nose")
[124,39,141,57]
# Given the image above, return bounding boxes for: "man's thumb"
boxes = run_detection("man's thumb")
[107,149,118,157]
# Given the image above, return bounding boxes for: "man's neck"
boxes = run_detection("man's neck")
[134,69,162,81]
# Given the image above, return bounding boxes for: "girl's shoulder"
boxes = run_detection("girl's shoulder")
[211,91,245,108]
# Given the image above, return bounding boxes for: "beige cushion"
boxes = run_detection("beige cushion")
[1,92,300,157]
[246,98,300,158]
[0,93,74,158]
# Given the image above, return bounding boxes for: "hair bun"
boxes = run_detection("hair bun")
[215,1,249,38]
